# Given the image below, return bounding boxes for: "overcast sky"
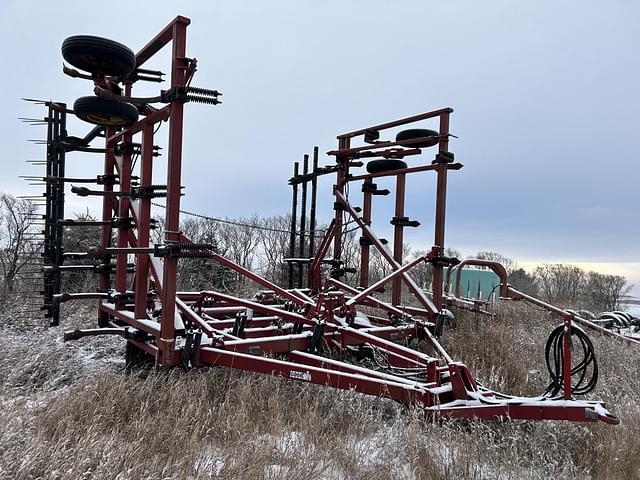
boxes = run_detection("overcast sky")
[2,1,639,293]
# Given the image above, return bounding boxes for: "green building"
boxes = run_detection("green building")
[449,267,502,302]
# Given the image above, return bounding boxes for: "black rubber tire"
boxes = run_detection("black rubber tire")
[598,312,627,328]
[366,159,407,174]
[613,311,633,322]
[62,35,136,76]
[73,96,139,126]
[125,341,155,370]
[396,128,440,148]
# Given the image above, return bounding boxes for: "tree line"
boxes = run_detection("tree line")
[0,193,631,313]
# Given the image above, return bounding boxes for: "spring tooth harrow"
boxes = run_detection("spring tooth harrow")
[26,16,637,425]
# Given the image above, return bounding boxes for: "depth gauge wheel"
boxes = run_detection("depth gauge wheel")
[396,128,440,148]
[366,159,407,174]
[62,35,136,76]
[73,96,139,127]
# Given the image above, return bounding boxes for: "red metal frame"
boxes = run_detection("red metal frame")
[48,16,631,426]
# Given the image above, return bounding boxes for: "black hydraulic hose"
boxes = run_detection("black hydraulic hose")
[544,323,598,397]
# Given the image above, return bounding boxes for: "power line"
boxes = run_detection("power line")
[150,201,327,237]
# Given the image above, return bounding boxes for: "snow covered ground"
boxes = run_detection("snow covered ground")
[2,301,640,479]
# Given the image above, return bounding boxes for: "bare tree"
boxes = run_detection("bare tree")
[257,215,292,285]
[368,245,392,285]
[535,263,586,307]
[216,215,261,291]
[61,209,102,292]
[475,251,516,274]
[585,271,630,312]
[474,251,538,296]
[177,217,223,291]
[508,268,539,296]
[338,228,360,287]
[0,194,40,293]
[150,214,165,245]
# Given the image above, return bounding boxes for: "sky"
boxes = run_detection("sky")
[1,1,639,293]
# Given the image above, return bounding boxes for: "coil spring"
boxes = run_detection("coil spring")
[187,86,221,96]
[186,95,221,105]
[167,242,214,250]
[173,251,213,258]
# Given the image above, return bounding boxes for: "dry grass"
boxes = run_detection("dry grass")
[1,300,639,479]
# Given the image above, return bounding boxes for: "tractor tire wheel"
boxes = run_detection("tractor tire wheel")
[598,312,627,328]
[396,128,440,148]
[366,159,407,174]
[125,341,155,370]
[62,35,136,76]
[612,311,633,322]
[73,96,139,127]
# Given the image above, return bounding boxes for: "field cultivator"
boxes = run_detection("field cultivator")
[22,16,638,426]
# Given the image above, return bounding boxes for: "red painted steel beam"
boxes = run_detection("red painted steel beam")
[360,324,419,341]
[219,332,316,354]
[345,253,432,307]
[99,301,160,336]
[133,123,154,318]
[337,326,436,368]
[507,286,640,347]
[199,347,430,407]
[200,310,427,368]
[332,139,349,265]
[288,350,430,387]
[309,218,337,292]
[325,278,406,318]
[98,128,116,326]
[359,187,372,288]
[205,317,281,329]
[334,189,439,316]
[115,121,132,293]
[337,108,454,139]
[200,291,316,327]
[563,314,572,400]
[392,173,406,305]
[347,162,463,183]
[106,106,171,144]
[328,135,446,158]
[159,19,189,366]
[431,111,451,311]
[210,253,312,308]
[135,16,191,68]
[174,231,312,308]
[429,402,619,425]
[175,298,227,343]
[200,306,249,315]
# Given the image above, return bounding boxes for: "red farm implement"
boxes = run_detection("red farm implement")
[22,16,640,426]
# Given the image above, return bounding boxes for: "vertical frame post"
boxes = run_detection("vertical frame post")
[159,19,189,366]
[288,162,299,288]
[563,314,573,399]
[115,85,132,293]
[99,128,116,326]
[298,154,309,288]
[308,146,319,260]
[359,183,372,288]
[332,137,350,274]
[392,173,406,305]
[134,123,155,318]
[431,111,450,310]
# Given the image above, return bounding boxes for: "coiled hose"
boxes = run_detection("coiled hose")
[544,323,598,397]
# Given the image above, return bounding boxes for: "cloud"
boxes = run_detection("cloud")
[2,1,638,276]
